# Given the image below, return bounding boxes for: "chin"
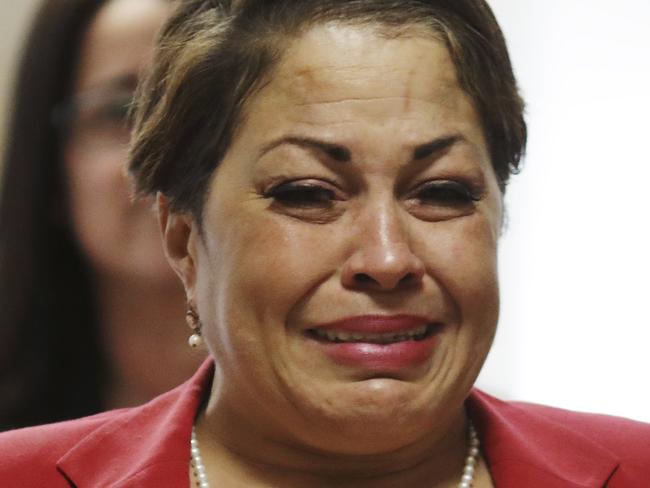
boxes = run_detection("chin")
[297,378,447,451]
[311,408,439,456]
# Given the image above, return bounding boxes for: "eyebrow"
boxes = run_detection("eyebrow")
[259,133,463,163]
[260,136,352,162]
[412,134,463,160]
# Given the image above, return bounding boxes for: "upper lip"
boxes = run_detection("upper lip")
[308,314,435,333]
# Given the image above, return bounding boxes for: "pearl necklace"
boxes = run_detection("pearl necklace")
[460,422,480,488]
[190,422,480,488]
[190,428,209,488]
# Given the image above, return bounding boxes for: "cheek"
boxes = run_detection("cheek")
[62,144,146,271]
[203,204,339,340]
[247,222,335,310]
[64,146,131,218]
[417,214,500,325]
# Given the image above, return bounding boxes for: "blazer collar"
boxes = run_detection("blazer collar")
[57,360,214,487]
[57,363,619,487]
[467,390,619,487]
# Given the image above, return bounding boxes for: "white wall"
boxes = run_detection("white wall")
[477,0,650,422]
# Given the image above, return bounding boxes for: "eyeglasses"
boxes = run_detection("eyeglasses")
[52,80,135,153]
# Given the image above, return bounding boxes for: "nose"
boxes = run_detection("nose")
[341,202,425,291]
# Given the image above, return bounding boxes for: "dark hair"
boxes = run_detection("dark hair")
[0,0,109,431]
[130,0,526,219]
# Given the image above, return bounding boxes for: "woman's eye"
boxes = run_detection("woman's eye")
[98,97,132,125]
[411,180,480,207]
[265,182,338,208]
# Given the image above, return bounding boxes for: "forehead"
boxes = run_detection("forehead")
[74,0,169,91]
[239,23,484,151]
[275,23,458,102]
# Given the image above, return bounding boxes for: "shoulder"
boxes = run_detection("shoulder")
[0,361,212,486]
[511,399,650,459]
[469,391,650,485]
[0,363,211,487]
[472,389,650,462]
[0,409,127,485]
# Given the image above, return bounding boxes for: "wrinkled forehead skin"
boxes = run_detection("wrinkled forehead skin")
[232,23,492,188]
[127,0,524,221]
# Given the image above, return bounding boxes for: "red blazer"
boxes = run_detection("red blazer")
[1,360,648,487]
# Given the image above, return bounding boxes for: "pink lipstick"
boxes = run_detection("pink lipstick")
[305,315,442,371]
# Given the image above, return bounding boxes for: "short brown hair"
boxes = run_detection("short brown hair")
[129,0,526,218]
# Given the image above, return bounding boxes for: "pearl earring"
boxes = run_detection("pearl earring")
[186,307,203,348]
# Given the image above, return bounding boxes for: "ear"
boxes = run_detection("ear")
[157,192,199,300]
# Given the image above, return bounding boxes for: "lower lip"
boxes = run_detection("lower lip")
[312,334,439,371]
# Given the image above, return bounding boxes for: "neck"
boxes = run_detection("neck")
[96,273,203,409]
[195,396,478,488]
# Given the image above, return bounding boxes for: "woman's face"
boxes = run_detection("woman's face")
[64,0,172,283]
[170,24,503,452]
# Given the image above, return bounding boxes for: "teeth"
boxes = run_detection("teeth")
[337,332,352,341]
[313,325,429,344]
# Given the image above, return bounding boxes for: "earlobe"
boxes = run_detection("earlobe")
[156,192,198,297]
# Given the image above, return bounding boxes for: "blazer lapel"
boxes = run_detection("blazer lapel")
[467,390,619,487]
[57,360,214,487]
[56,367,619,487]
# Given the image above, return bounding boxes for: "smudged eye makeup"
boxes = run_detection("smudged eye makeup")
[266,179,480,204]
[264,180,341,209]
[409,180,482,207]
[402,178,483,221]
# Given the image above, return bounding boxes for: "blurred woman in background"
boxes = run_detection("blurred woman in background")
[0,0,202,430]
